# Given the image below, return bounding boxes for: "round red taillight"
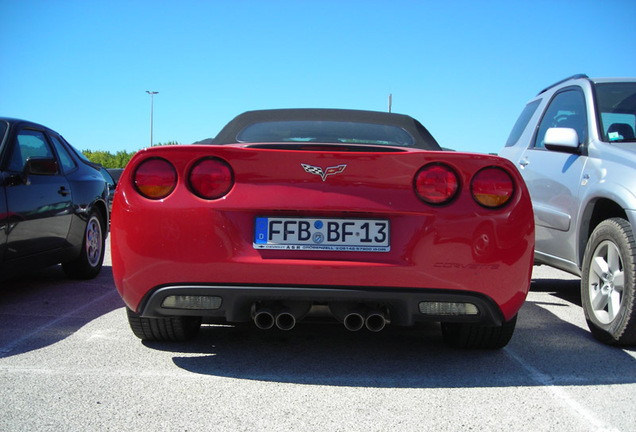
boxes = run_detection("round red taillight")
[471,167,514,208]
[188,157,234,200]
[134,158,177,200]
[414,163,459,205]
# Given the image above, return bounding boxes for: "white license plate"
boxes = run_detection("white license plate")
[254,217,390,252]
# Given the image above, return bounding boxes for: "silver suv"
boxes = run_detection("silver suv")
[500,74,636,345]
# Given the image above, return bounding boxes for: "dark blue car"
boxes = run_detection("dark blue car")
[0,118,109,280]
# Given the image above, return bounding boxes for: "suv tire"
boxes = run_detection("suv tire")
[581,218,636,345]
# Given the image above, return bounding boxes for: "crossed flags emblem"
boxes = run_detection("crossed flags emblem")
[301,163,347,181]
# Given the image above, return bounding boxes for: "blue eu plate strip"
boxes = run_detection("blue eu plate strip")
[254,217,268,244]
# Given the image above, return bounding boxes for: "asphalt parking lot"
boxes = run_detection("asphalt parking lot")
[1,239,635,432]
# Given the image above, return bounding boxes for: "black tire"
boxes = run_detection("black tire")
[126,308,202,342]
[62,210,105,279]
[441,315,517,349]
[581,218,636,345]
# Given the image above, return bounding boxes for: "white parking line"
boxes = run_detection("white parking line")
[505,348,621,432]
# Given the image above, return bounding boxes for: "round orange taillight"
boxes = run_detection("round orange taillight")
[414,163,460,205]
[188,157,234,200]
[471,167,514,208]
[133,158,177,200]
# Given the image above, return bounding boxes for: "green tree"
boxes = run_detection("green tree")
[82,149,137,168]
[115,150,135,168]
[82,142,182,167]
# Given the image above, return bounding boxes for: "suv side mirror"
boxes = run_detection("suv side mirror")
[544,128,581,154]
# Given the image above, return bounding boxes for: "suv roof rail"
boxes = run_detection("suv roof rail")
[537,74,589,95]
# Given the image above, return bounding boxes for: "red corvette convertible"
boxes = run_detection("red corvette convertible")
[111,109,534,349]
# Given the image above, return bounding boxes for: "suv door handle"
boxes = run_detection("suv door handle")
[58,186,71,197]
[519,159,530,168]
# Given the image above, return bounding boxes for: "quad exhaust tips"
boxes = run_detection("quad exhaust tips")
[252,308,296,331]
[332,303,390,332]
[252,303,309,331]
[252,302,389,332]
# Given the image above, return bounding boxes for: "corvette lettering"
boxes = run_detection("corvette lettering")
[433,262,500,270]
[301,163,347,181]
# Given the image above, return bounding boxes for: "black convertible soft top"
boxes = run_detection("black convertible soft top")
[212,109,442,150]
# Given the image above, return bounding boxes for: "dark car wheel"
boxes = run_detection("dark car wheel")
[126,308,202,342]
[62,211,106,279]
[441,315,517,349]
[581,218,636,345]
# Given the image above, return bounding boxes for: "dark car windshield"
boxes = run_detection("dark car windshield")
[595,82,636,143]
[236,120,416,147]
[0,121,8,149]
[62,137,101,166]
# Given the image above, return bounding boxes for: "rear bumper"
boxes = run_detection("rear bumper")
[138,284,506,327]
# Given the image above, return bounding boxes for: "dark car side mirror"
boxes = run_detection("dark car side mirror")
[24,157,59,176]
[543,128,581,154]
[4,157,60,186]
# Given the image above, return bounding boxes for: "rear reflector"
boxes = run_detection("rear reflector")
[414,163,460,205]
[134,158,177,200]
[162,295,222,310]
[419,301,479,316]
[188,157,234,200]
[471,167,514,208]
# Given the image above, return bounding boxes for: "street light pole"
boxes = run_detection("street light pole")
[146,91,158,147]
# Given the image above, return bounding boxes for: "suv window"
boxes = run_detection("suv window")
[534,89,588,149]
[505,100,541,147]
[595,82,636,142]
[8,129,55,172]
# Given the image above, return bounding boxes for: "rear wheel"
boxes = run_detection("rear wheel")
[441,315,517,349]
[62,210,105,279]
[126,308,202,342]
[581,218,636,345]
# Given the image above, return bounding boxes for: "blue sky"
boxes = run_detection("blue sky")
[1,0,635,155]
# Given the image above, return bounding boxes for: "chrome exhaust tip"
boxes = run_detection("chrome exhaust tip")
[253,307,275,330]
[365,311,387,332]
[275,310,296,331]
[343,312,365,331]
